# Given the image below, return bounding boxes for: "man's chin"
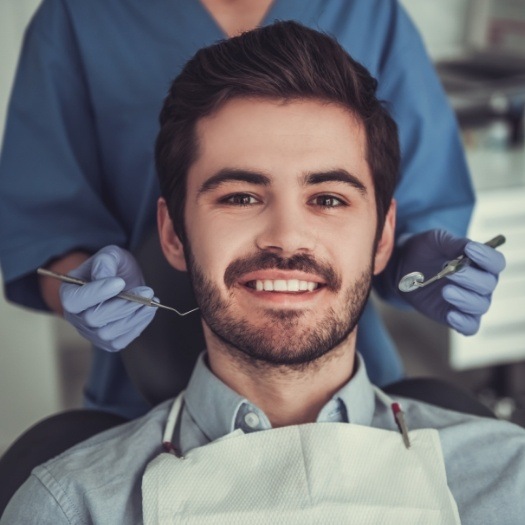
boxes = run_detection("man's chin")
[235,344,333,368]
[257,308,306,321]
[211,320,352,368]
[236,313,313,337]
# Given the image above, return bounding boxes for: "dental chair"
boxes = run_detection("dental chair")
[0,229,496,517]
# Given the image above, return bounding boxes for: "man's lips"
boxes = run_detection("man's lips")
[224,252,340,292]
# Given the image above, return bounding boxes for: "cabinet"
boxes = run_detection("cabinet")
[450,148,525,369]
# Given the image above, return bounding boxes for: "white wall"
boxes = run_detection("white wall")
[0,0,82,455]
[0,1,42,142]
[400,0,470,58]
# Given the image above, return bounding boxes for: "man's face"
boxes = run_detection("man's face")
[160,98,394,366]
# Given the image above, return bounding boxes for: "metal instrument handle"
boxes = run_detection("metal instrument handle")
[36,268,199,316]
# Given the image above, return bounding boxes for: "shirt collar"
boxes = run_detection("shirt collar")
[328,353,376,427]
[183,351,377,443]
[183,353,248,442]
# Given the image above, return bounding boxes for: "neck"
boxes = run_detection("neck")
[205,327,357,427]
[199,0,274,38]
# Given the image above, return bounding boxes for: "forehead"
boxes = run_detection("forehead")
[188,97,372,191]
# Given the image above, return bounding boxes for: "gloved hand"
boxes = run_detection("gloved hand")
[395,230,506,335]
[59,245,157,352]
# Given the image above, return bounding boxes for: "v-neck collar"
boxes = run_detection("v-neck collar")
[191,0,320,40]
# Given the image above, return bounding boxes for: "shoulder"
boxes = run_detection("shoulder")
[7,401,172,524]
[398,396,525,524]
[311,0,423,77]
[28,0,135,40]
[37,399,172,480]
[398,394,525,451]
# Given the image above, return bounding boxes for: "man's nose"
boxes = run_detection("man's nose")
[254,203,317,255]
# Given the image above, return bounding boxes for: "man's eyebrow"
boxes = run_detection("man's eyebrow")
[198,169,271,195]
[304,170,367,195]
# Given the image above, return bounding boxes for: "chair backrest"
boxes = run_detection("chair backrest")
[123,228,204,405]
[383,377,495,419]
[0,410,127,517]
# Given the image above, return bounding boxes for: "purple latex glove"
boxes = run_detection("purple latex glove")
[59,245,157,352]
[396,230,506,335]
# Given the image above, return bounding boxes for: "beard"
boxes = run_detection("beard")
[185,244,373,368]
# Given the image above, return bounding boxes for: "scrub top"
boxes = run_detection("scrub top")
[0,0,474,419]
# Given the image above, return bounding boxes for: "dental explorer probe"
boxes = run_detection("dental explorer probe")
[37,268,199,316]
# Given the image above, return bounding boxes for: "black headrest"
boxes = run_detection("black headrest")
[123,229,205,406]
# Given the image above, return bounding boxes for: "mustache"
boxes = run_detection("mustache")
[224,252,342,291]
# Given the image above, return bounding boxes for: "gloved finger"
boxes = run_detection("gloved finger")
[95,290,155,332]
[464,242,506,274]
[102,306,157,351]
[60,277,125,313]
[82,297,143,327]
[90,247,122,280]
[446,310,480,336]
[442,285,491,315]
[67,257,97,281]
[82,286,155,326]
[92,245,146,287]
[446,265,498,295]
[96,305,155,341]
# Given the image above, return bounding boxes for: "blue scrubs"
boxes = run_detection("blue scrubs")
[0,0,474,419]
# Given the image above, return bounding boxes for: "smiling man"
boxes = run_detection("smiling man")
[3,21,524,525]
[156,94,396,429]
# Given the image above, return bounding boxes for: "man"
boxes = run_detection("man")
[2,21,521,524]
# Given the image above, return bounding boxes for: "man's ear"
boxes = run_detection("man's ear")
[373,199,396,275]
[157,197,187,272]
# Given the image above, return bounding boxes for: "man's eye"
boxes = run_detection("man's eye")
[222,193,259,206]
[310,195,346,208]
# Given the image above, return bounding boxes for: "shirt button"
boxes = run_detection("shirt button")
[244,412,260,429]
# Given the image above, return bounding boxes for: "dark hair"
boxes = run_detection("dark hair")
[156,20,399,243]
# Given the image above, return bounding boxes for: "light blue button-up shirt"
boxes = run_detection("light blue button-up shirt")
[3,352,525,525]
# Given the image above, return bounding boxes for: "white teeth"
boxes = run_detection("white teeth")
[263,280,274,291]
[288,279,299,292]
[251,279,320,292]
[274,280,287,291]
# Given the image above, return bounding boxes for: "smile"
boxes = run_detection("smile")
[245,279,322,292]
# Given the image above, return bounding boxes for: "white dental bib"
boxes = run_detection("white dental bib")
[142,390,461,524]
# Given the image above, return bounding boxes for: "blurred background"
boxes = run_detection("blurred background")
[1,0,525,455]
